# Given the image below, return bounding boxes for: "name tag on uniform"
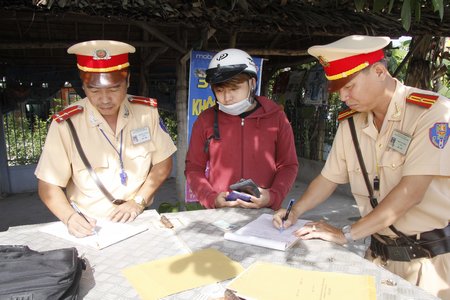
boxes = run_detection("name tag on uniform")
[131,127,151,144]
[388,129,412,155]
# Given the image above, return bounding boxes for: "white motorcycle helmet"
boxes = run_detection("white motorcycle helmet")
[205,48,257,84]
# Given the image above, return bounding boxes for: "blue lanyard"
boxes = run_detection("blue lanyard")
[99,128,127,185]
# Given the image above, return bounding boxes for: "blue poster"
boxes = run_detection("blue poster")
[186,50,263,202]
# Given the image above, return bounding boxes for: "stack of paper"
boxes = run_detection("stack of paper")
[228,261,376,300]
[224,213,309,251]
[39,219,148,250]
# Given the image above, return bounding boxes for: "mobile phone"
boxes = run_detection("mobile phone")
[229,179,261,198]
[225,191,252,202]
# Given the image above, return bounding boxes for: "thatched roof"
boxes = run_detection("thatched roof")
[0,0,449,107]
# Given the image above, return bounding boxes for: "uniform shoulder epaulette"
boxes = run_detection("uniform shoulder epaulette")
[406,92,439,109]
[337,108,359,122]
[51,105,83,123]
[128,95,158,108]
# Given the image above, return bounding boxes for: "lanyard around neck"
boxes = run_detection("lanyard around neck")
[99,128,127,185]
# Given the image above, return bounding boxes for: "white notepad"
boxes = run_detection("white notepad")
[224,213,309,251]
[39,219,148,250]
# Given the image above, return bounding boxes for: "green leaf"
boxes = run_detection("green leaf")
[401,0,412,31]
[373,0,389,13]
[158,202,180,213]
[432,0,444,20]
[387,0,394,13]
[185,202,205,211]
[413,0,421,22]
[354,0,366,11]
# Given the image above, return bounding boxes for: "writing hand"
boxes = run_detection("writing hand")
[67,212,97,238]
[273,207,298,232]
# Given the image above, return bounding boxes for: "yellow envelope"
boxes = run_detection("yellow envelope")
[123,248,244,300]
[228,261,376,300]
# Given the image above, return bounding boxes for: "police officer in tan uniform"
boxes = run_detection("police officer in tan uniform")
[35,40,176,238]
[273,35,450,299]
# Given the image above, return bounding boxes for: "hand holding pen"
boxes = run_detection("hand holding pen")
[69,201,98,239]
[280,199,295,233]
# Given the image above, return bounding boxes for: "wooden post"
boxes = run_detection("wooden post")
[175,55,188,203]
[0,109,11,194]
[317,108,326,161]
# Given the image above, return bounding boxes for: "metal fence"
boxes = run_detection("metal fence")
[3,105,48,166]
[3,89,81,166]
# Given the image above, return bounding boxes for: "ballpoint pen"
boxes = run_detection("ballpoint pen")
[70,201,99,247]
[280,198,295,233]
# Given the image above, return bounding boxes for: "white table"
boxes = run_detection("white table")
[0,208,438,300]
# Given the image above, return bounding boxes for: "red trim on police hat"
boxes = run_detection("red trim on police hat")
[324,49,385,81]
[76,53,130,73]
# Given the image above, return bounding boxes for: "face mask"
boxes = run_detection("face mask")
[217,81,255,116]
[217,98,253,115]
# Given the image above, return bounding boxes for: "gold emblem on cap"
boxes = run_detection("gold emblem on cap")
[93,49,110,60]
[318,56,329,67]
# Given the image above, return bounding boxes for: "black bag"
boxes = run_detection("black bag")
[0,245,85,300]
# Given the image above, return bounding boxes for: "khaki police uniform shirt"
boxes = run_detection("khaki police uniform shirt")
[35,96,177,218]
[322,80,450,237]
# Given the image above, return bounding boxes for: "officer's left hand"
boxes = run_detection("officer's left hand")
[108,200,143,223]
[236,188,271,209]
[294,221,346,245]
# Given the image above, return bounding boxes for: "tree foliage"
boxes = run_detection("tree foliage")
[355,0,446,30]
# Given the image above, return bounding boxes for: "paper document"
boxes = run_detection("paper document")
[224,213,309,251]
[228,261,376,300]
[39,219,148,250]
[123,248,244,300]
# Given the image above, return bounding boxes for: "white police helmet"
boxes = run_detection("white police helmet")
[205,48,257,84]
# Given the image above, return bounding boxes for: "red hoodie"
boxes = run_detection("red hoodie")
[185,96,298,209]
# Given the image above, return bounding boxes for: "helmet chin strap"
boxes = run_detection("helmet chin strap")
[248,79,256,103]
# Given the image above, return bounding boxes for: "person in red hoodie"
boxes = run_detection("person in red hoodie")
[185,48,298,209]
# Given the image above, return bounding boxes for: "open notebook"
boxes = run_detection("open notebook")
[39,219,148,250]
[224,213,309,251]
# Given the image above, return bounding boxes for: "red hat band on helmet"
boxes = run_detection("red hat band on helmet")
[323,49,385,81]
[76,53,130,73]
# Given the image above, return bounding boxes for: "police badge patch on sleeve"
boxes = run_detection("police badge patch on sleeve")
[429,122,450,149]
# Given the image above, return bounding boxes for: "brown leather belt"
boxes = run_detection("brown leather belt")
[370,223,450,262]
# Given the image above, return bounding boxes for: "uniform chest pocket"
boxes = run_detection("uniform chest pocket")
[71,153,110,193]
[125,140,156,180]
[72,152,109,173]
[380,150,405,172]
[127,140,155,160]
